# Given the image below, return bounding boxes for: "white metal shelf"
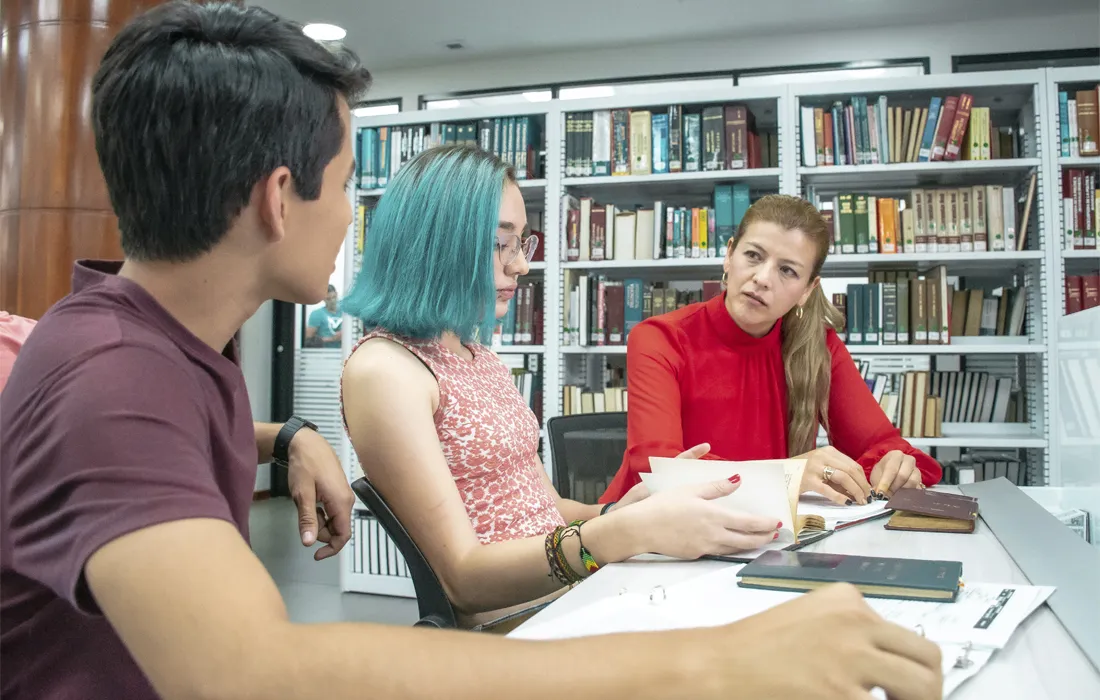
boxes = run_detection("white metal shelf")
[908,436,1048,450]
[560,251,1044,276]
[1062,249,1100,259]
[798,159,1041,189]
[359,177,547,202]
[562,345,627,355]
[1058,156,1100,168]
[846,343,1045,355]
[563,341,1046,357]
[563,258,721,271]
[564,168,780,188]
[492,345,546,354]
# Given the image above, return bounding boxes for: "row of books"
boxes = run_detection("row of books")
[562,277,720,347]
[1058,86,1100,158]
[563,105,774,178]
[355,117,543,189]
[561,384,628,417]
[499,354,544,425]
[1062,168,1098,250]
[562,184,751,262]
[800,94,1015,167]
[939,452,1029,486]
[860,360,1022,427]
[834,270,1027,346]
[1065,275,1100,315]
[494,282,544,347]
[814,181,1036,256]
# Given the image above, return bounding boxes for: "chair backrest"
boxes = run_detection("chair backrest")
[350,477,458,629]
[545,412,627,503]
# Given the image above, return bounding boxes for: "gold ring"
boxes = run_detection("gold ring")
[822,466,834,482]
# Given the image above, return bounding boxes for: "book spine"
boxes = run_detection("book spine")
[897,280,910,344]
[883,283,898,344]
[667,106,683,173]
[912,189,926,253]
[1087,170,1097,249]
[1059,91,1071,158]
[918,97,941,162]
[1077,89,1100,157]
[944,94,973,161]
[702,106,724,171]
[959,188,973,252]
[651,113,669,174]
[972,185,987,252]
[684,113,701,172]
[611,109,630,176]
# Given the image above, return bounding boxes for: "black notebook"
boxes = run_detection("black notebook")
[737,550,963,602]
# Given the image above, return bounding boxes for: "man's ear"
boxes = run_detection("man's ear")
[257,166,294,243]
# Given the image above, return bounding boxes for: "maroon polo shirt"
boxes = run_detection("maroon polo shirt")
[1,260,257,699]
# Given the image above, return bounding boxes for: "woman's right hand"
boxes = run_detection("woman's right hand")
[623,477,780,559]
[799,446,872,505]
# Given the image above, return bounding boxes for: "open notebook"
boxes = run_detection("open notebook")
[643,458,889,560]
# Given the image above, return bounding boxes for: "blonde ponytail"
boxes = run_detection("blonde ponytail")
[730,195,841,456]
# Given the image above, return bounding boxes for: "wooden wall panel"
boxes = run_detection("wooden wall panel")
[0,0,165,319]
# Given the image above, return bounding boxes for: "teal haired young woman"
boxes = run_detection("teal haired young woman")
[340,144,780,628]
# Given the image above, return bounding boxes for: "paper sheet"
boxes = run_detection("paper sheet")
[647,457,887,532]
[510,567,1053,698]
[641,463,797,543]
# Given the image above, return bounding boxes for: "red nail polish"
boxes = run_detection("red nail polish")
[776,521,783,529]
[728,474,741,484]
[773,532,779,540]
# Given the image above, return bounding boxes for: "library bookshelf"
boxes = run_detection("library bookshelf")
[337,68,1098,597]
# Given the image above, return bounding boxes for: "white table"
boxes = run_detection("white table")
[514,517,1100,699]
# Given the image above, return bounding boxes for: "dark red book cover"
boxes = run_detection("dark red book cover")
[1084,275,1100,310]
[1066,276,1084,314]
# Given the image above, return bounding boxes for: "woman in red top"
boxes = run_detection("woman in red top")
[602,195,942,507]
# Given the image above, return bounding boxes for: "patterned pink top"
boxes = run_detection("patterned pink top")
[346,329,565,544]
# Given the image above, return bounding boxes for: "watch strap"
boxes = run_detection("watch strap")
[272,416,318,467]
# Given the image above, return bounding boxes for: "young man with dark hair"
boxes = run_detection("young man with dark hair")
[0,3,943,699]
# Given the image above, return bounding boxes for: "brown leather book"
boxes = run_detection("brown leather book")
[884,488,979,534]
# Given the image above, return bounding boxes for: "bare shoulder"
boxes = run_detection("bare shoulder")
[343,337,438,406]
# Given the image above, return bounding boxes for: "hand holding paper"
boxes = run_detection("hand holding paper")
[619,475,781,559]
[644,458,801,543]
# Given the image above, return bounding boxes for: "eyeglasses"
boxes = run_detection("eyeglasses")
[496,234,539,266]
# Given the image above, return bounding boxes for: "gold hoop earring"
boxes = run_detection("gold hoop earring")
[721,271,728,288]
[796,305,804,320]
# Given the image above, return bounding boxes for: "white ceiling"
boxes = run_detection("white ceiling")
[257,0,1097,72]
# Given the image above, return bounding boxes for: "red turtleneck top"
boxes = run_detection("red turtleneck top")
[600,292,942,503]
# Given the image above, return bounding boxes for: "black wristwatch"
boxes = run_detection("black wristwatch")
[272,416,318,468]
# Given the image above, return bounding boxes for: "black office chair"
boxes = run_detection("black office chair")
[350,477,458,629]
[546,412,628,503]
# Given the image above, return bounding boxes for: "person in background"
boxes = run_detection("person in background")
[305,284,343,348]
[0,4,943,700]
[601,194,942,509]
[0,312,37,388]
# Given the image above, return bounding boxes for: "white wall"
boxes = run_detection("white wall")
[368,10,1098,107]
[240,300,274,492]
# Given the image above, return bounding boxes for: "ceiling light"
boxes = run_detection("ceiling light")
[428,99,461,110]
[353,104,400,117]
[559,85,615,100]
[303,23,346,41]
[523,91,553,102]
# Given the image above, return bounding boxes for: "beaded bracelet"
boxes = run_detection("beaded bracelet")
[575,522,601,575]
[544,526,584,585]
